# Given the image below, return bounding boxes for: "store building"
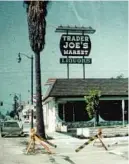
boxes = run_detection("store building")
[43,78,128,132]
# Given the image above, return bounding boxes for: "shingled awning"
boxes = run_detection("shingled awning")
[43,78,128,100]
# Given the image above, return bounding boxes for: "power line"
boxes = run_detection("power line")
[0,70,128,74]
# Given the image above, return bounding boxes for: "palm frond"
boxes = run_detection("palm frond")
[26,1,49,53]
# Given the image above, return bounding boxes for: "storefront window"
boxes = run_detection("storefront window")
[58,101,91,122]
[99,100,122,121]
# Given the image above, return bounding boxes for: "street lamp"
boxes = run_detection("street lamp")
[17,52,34,128]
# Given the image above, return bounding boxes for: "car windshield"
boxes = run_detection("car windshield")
[4,122,19,127]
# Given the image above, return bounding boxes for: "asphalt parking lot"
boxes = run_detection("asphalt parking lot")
[0,132,128,164]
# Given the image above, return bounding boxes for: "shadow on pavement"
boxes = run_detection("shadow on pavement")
[49,154,76,164]
[2,134,28,138]
[61,155,76,164]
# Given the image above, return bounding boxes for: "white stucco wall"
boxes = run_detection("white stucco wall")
[20,104,36,123]
[43,99,56,133]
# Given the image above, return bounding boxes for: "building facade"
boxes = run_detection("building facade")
[43,78,128,132]
[20,104,36,124]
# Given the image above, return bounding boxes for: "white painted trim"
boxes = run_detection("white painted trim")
[57,97,128,103]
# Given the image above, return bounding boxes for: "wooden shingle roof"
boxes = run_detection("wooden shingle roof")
[44,78,128,99]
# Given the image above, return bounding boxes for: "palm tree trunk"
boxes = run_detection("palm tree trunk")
[35,52,46,138]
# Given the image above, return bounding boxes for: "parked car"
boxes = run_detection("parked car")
[0,120,24,137]
[0,119,3,127]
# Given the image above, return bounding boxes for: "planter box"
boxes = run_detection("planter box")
[61,125,67,132]
[77,128,90,137]
[76,126,128,138]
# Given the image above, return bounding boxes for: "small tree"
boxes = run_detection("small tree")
[84,89,101,126]
[6,111,10,116]
[0,111,5,119]
[116,74,124,79]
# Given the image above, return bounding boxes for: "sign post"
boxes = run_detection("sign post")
[67,56,69,79]
[82,31,85,79]
[83,56,85,79]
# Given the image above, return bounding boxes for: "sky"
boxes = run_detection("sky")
[0,1,128,114]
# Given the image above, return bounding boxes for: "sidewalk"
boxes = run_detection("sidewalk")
[48,131,128,143]
[48,132,128,159]
[4,132,128,164]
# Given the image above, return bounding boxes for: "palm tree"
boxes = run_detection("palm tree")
[24,1,48,138]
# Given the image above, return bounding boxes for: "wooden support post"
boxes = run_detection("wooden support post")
[97,135,108,151]
[26,128,56,154]
[35,134,57,148]
[26,139,33,154]
[63,103,65,121]
[75,129,108,152]
[35,135,52,154]
[122,100,125,127]
[75,135,97,152]
[73,103,75,122]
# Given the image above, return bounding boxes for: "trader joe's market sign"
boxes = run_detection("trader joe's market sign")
[60,34,91,56]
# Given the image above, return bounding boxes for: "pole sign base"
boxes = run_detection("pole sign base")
[60,58,92,64]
